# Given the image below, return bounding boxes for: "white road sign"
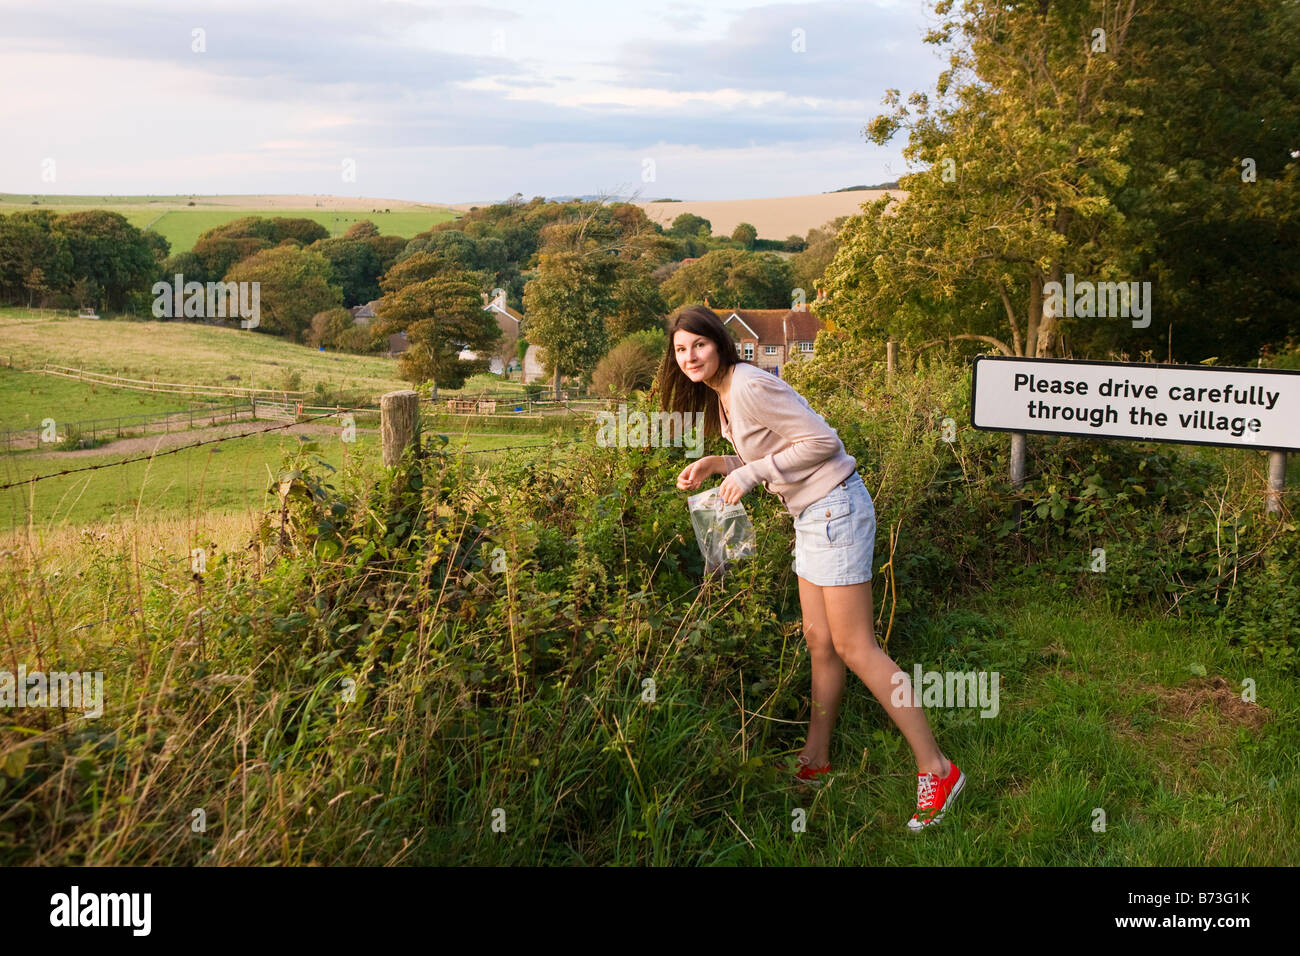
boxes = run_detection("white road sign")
[971,357,1300,451]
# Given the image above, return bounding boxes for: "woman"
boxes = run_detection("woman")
[658,305,965,830]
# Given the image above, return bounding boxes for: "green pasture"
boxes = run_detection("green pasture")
[0,366,224,432]
[0,427,560,528]
[0,194,459,252]
[0,310,408,399]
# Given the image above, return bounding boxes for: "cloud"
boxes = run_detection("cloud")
[0,0,931,199]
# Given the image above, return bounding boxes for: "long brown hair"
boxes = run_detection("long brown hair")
[655,304,746,441]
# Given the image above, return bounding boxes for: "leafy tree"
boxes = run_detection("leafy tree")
[660,248,794,310]
[0,211,72,304]
[54,210,159,311]
[1107,0,1300,363]
[731,222,758,249]
[792,220,846,298]
[192,236,272,284]
[223,246,342,341]
[343,220,380,240]
[24,267,48,308]
[161,251,207,286]
[823,0,1300,364]
[523,250,617,397]
[669,212,711,238]
[606,270,668,342]
[368,234,408,274]
[371,272,500,387]
[311,238,382,307]
[590,333,662,397]
[304,306,366,351]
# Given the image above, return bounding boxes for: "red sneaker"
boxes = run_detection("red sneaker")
[907,760,965,830]
[794,755,832,786]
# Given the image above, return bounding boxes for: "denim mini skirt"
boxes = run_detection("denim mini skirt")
[791,471,876,587]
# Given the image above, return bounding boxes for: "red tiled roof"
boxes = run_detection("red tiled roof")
[784,309,822,342]
[720,309,824,347]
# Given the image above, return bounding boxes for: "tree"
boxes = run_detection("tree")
[792,220,846,298]
[669,213,711,238]
[821,0,1300,364]
[343,220,380,240]
[1106,0,1300,363]
[660,248,794,310]
[223,246,342,341]
[0,211,72,305]
[24,267,47,309]
[731,222,758,249]
[523,250,617,398]
[606,270,668,342]
[54,210,158,311]
[591,333,663,397]
[311,238,382,307]
[192,236,272,284]
[371,273,500,387]
[822,1,1145,358]
[308,307,367,350]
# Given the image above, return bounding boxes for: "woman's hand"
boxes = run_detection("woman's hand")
[716,471,751,505]
[676,455,721,490]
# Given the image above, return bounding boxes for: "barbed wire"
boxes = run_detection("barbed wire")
[0,408,364,491]
[0,403,621,489]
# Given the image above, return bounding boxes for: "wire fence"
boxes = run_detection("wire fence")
[0,408,364,491]
[0,404,597,491]
[2,401,250,453]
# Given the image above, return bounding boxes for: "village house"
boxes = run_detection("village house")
[711,299,829,378]
[350,300,378,326]
[457,292,524,374]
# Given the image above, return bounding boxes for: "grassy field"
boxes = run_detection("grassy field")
[0,471,1292,864]
[0,310,409,398]
[0,366,227,432]
[0,194,459,252]
[0,424,566,529]
[0,430,376,530]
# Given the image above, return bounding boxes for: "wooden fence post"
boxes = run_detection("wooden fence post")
[381,390,420,467]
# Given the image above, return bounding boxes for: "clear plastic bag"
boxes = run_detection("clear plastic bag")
[686,487,757,575]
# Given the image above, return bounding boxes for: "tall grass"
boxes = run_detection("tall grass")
[1,352,1295,864]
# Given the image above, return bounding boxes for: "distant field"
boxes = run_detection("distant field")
[0,310,409,399]
[633,190,904,239]
[0,193,460,253]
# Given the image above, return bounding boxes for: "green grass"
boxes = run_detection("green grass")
[0,310,408,399]
[0,195,459,252]
[0,427,560,528]
[0,366,228,432]
[702,584,1299,866]
[0,431,377,529]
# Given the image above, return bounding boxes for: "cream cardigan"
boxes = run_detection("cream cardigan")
[718,361,858,518]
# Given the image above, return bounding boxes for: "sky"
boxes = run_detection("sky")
[0,0,945,203]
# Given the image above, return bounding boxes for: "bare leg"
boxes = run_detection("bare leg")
[821,580,950,777]
[795,574,846,767]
